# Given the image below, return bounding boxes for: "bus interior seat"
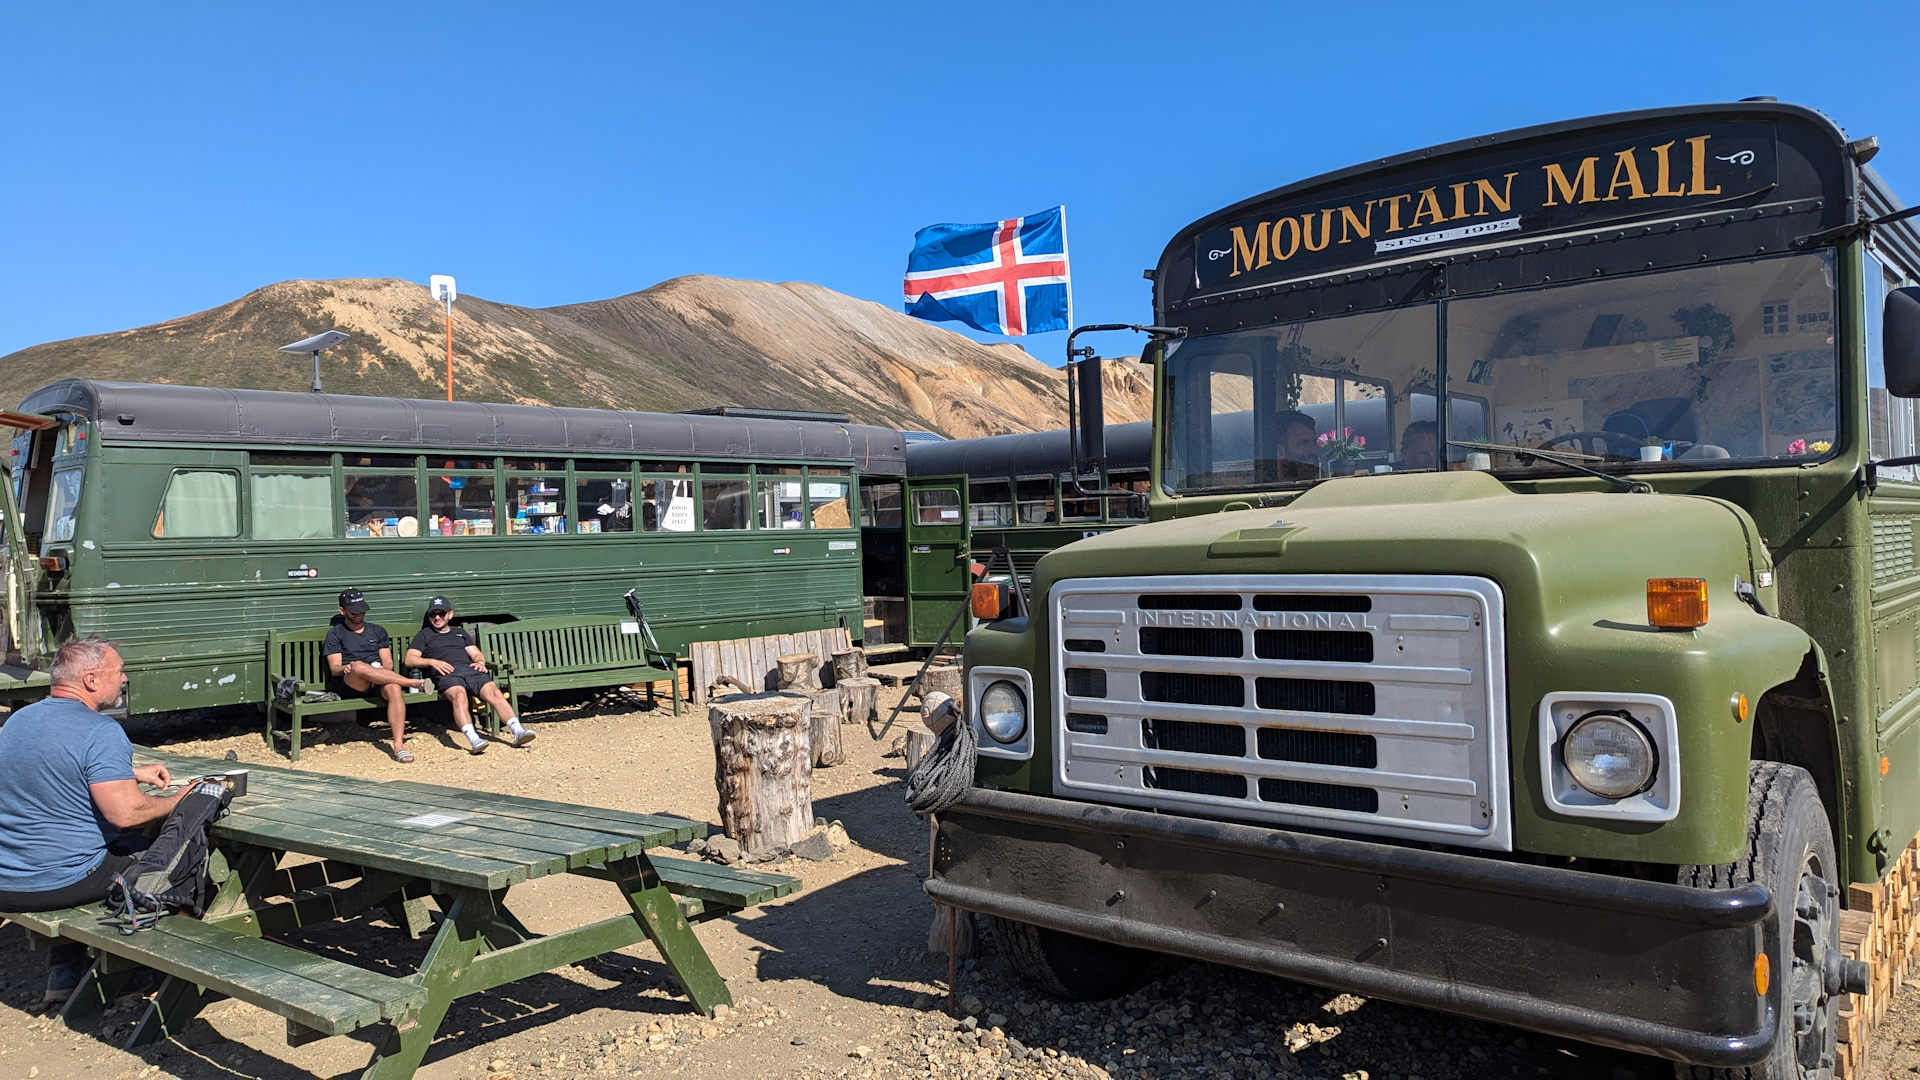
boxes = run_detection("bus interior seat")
[1677,443,1731,459]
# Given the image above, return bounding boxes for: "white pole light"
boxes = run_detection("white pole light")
[278,330,350,393]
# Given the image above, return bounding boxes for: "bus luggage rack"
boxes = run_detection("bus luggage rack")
[1049,574,1511,851]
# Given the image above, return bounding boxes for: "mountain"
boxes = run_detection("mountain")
[0,276,1154,439]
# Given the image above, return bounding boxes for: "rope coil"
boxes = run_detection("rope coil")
[905,692,977,815]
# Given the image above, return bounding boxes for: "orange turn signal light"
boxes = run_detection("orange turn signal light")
[970,582,1010,620]
[1647,578,1708,629]
[1754,952,1771,996]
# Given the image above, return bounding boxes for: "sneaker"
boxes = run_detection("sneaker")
[507,726,536,748]
[43,951,84,1007]
[462,729,488,755]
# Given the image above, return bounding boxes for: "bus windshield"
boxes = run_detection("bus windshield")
[1164,251,1839,492]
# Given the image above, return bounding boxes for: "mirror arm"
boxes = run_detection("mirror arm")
[1064,323,1186,499]
[1862,454,1920,495]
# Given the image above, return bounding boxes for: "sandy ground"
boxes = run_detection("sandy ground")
[0,689,1908,1080]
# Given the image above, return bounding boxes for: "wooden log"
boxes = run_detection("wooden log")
[776,652,822,691]
[918,664,963,705]
[840,676,880,726]
[709,692,813,855]
[831,648,868,685]
[807,688,845,768]
[921,691,959,735]
[927,902,979,959]
[905,723,937,772]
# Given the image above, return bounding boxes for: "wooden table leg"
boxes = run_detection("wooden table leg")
[125,975,206,1049]
[359,888,490,1080]
[608,855,731,1015]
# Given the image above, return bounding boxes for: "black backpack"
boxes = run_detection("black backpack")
[103,778,235,933]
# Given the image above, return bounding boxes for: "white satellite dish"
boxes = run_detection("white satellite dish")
[430,275,457,305]
[278,330,350,392]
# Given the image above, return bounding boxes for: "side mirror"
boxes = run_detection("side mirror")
[1886,287,1920,397]
[1074,357,1106,463]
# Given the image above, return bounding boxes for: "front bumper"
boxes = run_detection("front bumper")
[927,788,1775,1067]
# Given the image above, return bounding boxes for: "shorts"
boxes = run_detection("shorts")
[433,667,494,696]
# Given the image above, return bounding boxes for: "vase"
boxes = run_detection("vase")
[1638,445,1664,462]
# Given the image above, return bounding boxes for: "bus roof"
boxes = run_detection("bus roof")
[18,380,908,473]
[906,421,1152,479]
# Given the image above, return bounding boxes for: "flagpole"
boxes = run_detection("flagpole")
[1058,204,1073,333]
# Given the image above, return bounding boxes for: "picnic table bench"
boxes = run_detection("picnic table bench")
[478,614,683,727]
[265,625,450,762]
[2,749,797,1078]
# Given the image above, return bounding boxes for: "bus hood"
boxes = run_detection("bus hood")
[1035,471,1772,624]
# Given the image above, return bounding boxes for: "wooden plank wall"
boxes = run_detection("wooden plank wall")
[687,628,853,704]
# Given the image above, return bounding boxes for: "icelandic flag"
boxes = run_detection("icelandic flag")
[902,206,1071,336]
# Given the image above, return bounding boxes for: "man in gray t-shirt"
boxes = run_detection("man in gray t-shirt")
[0,636,185,1003]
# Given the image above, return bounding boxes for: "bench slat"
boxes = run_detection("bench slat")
[299,786,667,854]
[212,815,525,891]
[648,855,801,907]
[48,908,423,1034]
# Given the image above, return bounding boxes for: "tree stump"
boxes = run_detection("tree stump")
[840,676,880,726]
[831,648,868,685]
[709,692,813,855]
[904,722,938,772]
[918,664,963,706]
[806,688,845,768]
[776,653,822,691]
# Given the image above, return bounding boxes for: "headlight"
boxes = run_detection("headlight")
[979,680,1028,743]
[1561,711,1657,798]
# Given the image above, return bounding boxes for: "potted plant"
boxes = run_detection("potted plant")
[1319,428,1367,474]
[1638,436,1665,462]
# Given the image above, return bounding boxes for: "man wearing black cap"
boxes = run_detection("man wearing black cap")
[324,588,429,763]
[404,595,533,753]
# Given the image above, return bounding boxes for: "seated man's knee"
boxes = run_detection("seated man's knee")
[381,683,404,701]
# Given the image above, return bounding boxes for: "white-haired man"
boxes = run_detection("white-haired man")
[0,636,185,1004]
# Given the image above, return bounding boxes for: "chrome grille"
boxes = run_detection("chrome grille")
[1051,574,1509,850]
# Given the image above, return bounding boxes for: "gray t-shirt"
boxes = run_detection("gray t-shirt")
[0,696,134,892]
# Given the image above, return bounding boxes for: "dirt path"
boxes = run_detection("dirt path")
[0,691,1903,1079]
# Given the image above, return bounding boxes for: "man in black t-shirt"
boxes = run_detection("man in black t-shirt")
[404,595,533,753]
[324,588,430,763]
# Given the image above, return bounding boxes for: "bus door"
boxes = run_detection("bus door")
[904,475,970,647]
[1,412,57,661]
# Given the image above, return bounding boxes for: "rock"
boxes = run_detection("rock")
[699,1023,718,1038]
[706,835,743,864]
[987,1012,1008,1028]
[959,1015,979,1032]
[686,838,709,856]
[815,816,828,827]
[711,1003,732,1020]
[489,1060,508,1072]
[223,749,239,761]
[791,1035,810,1046]
[851,1046,872,1059]
[961,994,985,1016]
[825,821,850,849]
[793,831,834,861]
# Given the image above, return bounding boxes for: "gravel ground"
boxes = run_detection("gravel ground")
[0,688,1902,1079]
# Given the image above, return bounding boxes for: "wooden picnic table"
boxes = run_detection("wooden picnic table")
[41,748,799,1078]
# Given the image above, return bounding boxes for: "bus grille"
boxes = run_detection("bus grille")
[1050,574,1509,850]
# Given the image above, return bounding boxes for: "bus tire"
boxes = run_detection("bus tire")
[1675,761,1841,1080]
[989,916,1164,1001]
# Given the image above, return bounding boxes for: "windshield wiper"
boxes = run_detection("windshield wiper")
[1448,440,1652,494]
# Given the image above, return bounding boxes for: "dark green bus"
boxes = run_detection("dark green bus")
[872,424,1152,649]
[2,380,904,714]
[937,101,1920,1076]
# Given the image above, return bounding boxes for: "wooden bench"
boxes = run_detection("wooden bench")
[3,904,427,1048]
[478,614,683,728]
[619,854,799,919]
[265,626,445,761]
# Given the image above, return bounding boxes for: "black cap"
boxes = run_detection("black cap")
[426,595,452,614]
[338,587,369,614]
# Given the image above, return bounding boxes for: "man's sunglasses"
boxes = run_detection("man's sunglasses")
[428,611,452,620]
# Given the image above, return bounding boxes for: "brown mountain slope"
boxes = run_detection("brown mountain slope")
[0,276,1152,439]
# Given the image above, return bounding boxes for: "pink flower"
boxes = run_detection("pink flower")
[1354,435,1366,447]
[1343,427,1354,438]
[1787,439,1807,455]
[1317,432,1333,445]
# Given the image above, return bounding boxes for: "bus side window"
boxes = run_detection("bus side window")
[969,480,1012,526]
[45,466,85,543]
[152,470,238,539]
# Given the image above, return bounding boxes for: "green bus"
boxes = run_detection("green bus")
[869,423,1152,649]
[2,379,905,715]
[934,101,1920,1077]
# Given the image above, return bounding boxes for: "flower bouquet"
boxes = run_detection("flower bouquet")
[1318,427,1367,461]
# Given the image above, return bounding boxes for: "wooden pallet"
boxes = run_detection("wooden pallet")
[1838,837,1920,1078]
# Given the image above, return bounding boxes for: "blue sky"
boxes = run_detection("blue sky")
[2,3,1914,362]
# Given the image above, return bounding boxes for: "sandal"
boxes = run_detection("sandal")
[392,747,416,764]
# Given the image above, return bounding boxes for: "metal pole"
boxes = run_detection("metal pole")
[311,351,322,393]
[444,297,454,402]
